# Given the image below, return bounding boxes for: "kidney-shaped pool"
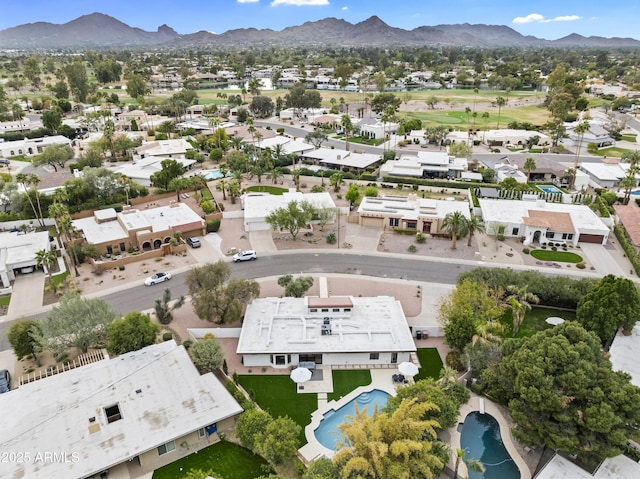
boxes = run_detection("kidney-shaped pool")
[460,411,521,479]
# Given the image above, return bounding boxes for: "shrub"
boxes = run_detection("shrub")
[576,262,586,269]
[183,340,193,350]
[118,265,125,271]
[408,244,417,253]
[497,234,505,241]
[551,246,558,251]
[446,351,465,371]
[326,233,337,244]
[162,332,172,341]
[200,199,216,214]
[522,248,530,254]
[206,217,221,233]
[415,233,426,244]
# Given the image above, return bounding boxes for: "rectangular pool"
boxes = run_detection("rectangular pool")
[537,185,562,194]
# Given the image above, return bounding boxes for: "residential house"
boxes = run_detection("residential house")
[609,322,640,387]
[241,190,336,232]
[494,162,528,184]
[0,117,42,134]
[479,198,610,245]
[565,123,615,148]
[0,135,71,159]
[135,138,193,160]
[380,151,468,179]
[73,203,205,255]
[0,341,243,479]
[360,120,399,140]
[114,156,196,187]
[0,231,53,288]
[256,136,315,156]
[357,194,471,234]
[237,296,416,369]
[534,453,640,479]
[483,129,551,147]
[580,160,639,189]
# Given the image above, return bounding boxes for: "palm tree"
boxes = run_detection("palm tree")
[330,172,344,193]
[15,173,45,228]
[35,249,57,292]
[465,215,485,247]
[230,136,244,151]
[495,96,506,129]
[49,202,80,277]
[524,156,537,183]
[472,319,505,346]
[453,448,485,479]
[268,166,283,185]
[621,150,640,204]
[507,285,539,337]
[442,211,467,250]
[341,114,354,151]
[481,111,490,143]
[570,121,590,189]
[216,178,228,201]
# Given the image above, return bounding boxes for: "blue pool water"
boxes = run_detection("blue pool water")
[203,169,225,180]
[314,389,390,450]
[537,185,562,194]
[460,412,520,479]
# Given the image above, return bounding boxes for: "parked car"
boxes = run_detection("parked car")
[233,250,257,262]
[0,158,9,166]
[0,369,10,393]
[144,272,172,286]
[186,237,201,248]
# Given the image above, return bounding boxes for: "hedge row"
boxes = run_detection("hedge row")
[614,224,640,275]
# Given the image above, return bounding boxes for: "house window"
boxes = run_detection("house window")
[274,355,286,365]
[344,308,351,312]
[512,227,519,235]
[321,308,329,312]
[309,308,317,312]
[562,233,568,239]
[157,440,176,456]
[332,308,340,312]
[389,218,399,227]
[104,404,122,424]
[198,428,206,438]
[369,353,380,360]
[406,221,417,230]
[546,232,554,238]
[568,234,574,240]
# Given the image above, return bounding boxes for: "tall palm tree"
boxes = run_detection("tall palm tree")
[465,215,485,247]
[507,285,539,337]
[453,448,485,479]
[341,114,354,151]
[621,150,640,204]
[524,156,537,183]
[216,178,228,201]
[481,111,490,143]
[15,173,45,228]
[442,211,466,250]
[495,96,506,129]
[35,249,57,292]
[571,121,590,190]
[49,202,80,277]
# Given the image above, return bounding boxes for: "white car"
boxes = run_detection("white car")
[233,250,257,262]
[144,272,172,286]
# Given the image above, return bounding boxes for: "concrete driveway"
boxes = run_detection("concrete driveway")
[7,271,45,318]
[579,243,628,276]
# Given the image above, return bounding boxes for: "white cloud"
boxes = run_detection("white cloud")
[270,0,329,6]
[513,13,581,24]
[342,6,348,10]
[237,0,259,3]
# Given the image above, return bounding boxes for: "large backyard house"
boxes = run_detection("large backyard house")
[236,296,416,369]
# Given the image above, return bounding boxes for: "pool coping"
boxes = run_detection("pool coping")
[450,395,532,479]
[298,369,397,463]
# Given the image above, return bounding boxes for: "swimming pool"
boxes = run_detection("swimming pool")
[203,169,225,180]
[537,185,562,194]
[460,412,520,479]
[314,389,390,450]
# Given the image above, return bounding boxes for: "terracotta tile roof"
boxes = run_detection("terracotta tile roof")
[523,210,575,232]
[613,205,640,246]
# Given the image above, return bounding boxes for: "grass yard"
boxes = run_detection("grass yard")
[621,133,638,142]
[0,295,10,306]
[407,105,550,130]
[590,146,633,158]
[530,249,583,263]
[414,348,444,382]
[500,306,577,338]
[244,185,289,195]
[237,375,317,444]
[151,440,272,479]
[327,370,372,402]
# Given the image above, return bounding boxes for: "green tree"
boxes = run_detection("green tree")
[150,159,185,190]
[340,114,354,151]
[329,173,344,193]
[185,261,260,324]
[303,457,339,479]
[576,274,640,347]
[495,96,506,129]
[255,416,301,465]
[453,448,485,479]
[442,211,467,250]
[621,150,640,204]
[106,312,159,355]
[237,409,273,451]
[35,291,119,354]
[482,322,640,461]
[448,141,472,158]
[506,285,539,337]
[344,183,360,206]
[35,247,57,287]
[523,157,536,183]
[189,336,225,373]
[64,60,89,102]
[464,215,485,248]
[305,130,328,148]
[370,92,401,115]
[334,398,444,479]
[154,288,186,325]
[277,274,314,297]
[32,143,74,173]
[266,200,316,240]
[8,319,42,361]
[42,108,62,133]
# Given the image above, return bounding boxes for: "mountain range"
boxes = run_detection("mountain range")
[0,13,638,50]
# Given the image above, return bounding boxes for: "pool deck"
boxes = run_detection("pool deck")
[298,369,398,463]
[450,394,532,479]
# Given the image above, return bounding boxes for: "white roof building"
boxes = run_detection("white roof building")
[113,156,196,187]
[135,139,193,159]
[580,161,640,189]
[483,129,551,146]
[0,135,71,159]
[494,162,528,183]
[257,136,315,155]
[479,198,610,246]
[237,296,416,369]
[241,190,336,232]
[0,231,52,288]
[609,322,640,387]
[360,120,399,139]
[0,341,243,479]
[381,151,467,179]
[534,453,640,479]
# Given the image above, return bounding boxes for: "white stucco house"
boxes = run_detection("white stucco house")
[241,190,336,232]
[0,135,71,159]
[580,161,640,190]
[0,231,52,287]
[534,453,640,479]
[609,322,640,387]
[381,151,468,179]
[0,341,243,479]
[479,197,610,246]
[113,156,196,187]
[237,296,416,369]
[135,138,193,159]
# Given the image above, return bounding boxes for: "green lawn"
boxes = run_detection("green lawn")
[621,134,638,142]
[245,185,289,195]
[591,147,633,158]
[530,249,583,263]
[237,375,317,444]
[407,104,550,130]
[414,348,443,382]
[327,370,372,402]
[0,295,10,307]
[500,306,577,338]
[151,440,272,479]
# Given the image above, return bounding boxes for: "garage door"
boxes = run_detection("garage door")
[579,234,604,244]
[361,217,384,227]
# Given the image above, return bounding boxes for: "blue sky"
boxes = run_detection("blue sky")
[0,0,638,40]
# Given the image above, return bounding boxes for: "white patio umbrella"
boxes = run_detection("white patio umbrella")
[398,362,419,377]
[545,317,565,326]
[290,367,312,384]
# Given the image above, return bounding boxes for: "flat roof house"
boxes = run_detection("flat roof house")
[0,135,71,158]
[237,296,416,369]
[357,194,470,235]
[381,151,467,179]
[113,156,196,187]
[0,231,52,287]
[0,341,243,479]
[479,198,610,246]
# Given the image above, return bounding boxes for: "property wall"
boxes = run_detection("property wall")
[322,351,411,366]
[89,245,186,273]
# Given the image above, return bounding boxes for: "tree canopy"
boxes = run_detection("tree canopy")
[189,335,225,373]
[277,274,314,297]
[482,322,640,461]
[106,312,159,355]
[265,200,316,240]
